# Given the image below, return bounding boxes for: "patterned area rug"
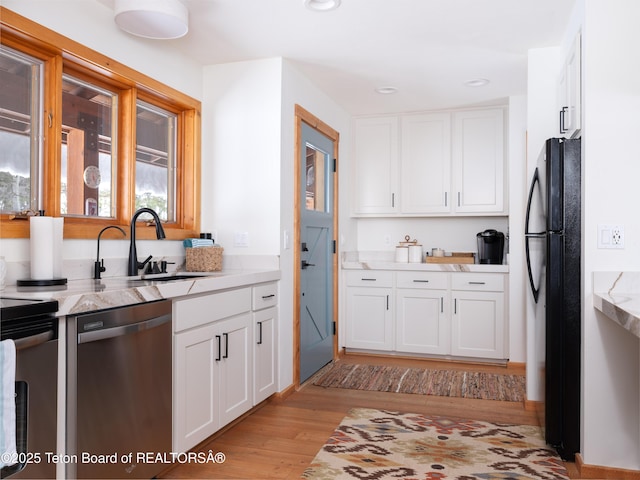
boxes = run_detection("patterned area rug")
[313,363,526,402]
[302,408,569,480]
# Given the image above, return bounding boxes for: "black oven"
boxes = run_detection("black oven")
[0,297,59,479]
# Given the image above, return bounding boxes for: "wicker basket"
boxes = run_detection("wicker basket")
[185,246,223,272]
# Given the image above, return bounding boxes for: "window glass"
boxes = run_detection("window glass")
[305,145,328,212]
[0,46,42,213]
[60,75,116,217]
[135,100,176,222]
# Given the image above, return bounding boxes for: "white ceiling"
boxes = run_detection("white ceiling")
[113,0,577,116]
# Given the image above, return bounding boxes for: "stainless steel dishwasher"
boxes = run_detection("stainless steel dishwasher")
[66,300,172,479]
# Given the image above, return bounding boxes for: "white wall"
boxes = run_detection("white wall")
[202,57,351,390]
[201,59,282,256]
[507,95,527,364]
[580,0,640,469]
[525,46,562,402]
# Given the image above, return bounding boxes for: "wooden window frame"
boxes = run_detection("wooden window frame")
[0,8,201,240]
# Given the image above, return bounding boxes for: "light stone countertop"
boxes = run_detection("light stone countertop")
[593,272,640,339]
[2,269,281,317]
[342,251,509,273]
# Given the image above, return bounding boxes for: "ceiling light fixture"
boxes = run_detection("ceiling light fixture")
[114,0,189,40]
[375,86,398,95]
[464,78,490,88]
[304,0,342,12]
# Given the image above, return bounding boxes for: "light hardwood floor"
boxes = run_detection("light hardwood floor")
[161,353,580,479]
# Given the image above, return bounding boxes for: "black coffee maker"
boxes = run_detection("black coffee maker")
[476,229,505,264]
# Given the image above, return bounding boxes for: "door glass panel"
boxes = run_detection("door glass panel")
[305,145,328,212]
[0,46,42,214]
[135,101,176,222]
[61,75,116,217]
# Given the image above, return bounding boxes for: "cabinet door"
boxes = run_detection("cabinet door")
[452,109,505,214]
[353,116,399,214]
[253,307,277,405]
[401,113,451,213]
[559,34,581,138]
[345,287,393,351]
[451,291,505,359]
[173,323,219,453]
[217,313,253,426]
[396,289,449,355]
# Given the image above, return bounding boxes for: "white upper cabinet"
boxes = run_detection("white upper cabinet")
[558,33,581,138]
[352,116,399,214]
[352,107,506,217]
[452,109,505,214]
[400,113,451,214]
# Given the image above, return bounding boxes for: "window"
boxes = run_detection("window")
[0,45,43,214]
[135,100,176,222]
[0,8,201,240]
[61,74,117,218]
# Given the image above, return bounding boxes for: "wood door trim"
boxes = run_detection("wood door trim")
[293,105,340,389]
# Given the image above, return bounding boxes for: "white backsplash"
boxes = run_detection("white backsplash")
[355,216,509,254]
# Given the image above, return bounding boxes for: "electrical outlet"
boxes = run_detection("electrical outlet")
[384,235,391,246]
[234,231,249,247]
[597,224,624,249]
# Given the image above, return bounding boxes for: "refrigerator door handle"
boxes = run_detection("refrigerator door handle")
[525,167,541,303]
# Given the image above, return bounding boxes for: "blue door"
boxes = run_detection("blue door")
[299,122,334,382]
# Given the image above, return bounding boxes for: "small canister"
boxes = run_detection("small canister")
[408,244,423,263]
[395,246,409,263]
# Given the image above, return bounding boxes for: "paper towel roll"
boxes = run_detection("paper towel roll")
[29,216,54,280]
[52,217,64,278]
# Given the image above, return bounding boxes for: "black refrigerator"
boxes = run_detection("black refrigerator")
[524,137,581,461]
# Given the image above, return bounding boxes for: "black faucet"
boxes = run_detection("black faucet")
[94,225,126,280]
[127,208,166,276]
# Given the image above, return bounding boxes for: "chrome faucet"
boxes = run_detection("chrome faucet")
[94,225,126,280]
[127,208,166,276]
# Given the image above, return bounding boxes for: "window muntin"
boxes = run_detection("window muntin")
[135,100,176,222]
[60,75,117,217]
[0,45,42,214]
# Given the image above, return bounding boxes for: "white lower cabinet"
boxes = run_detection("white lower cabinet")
[451,273,505,359]
[396,272,449,355]
[253,306,277,404]
[345,270,507,361]
[173,282,279,453]
[345,271,393,351]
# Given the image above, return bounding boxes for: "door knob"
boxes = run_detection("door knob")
[301,260,315,269]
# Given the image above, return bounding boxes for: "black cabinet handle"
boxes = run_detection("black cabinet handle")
[215,335,221,362]
[468,281,486,285]
[257,321,263,345]
[413,279,429,283]
[454,298,457,314]
[261,294,275,300]
[361,278,377,281]
[441,297,443,313]
[386,295,389,310]
[223,332,229,359]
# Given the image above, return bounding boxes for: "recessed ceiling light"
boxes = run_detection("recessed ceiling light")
[464,78,490,88]
[304,0,341,12]
[375,86,398,95]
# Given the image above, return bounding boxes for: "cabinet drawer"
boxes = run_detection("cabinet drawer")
[174,288,251,332]
[396,271,448,289]
[346,270,393,288]
[252,282,278,310]
[451,273,504,292]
